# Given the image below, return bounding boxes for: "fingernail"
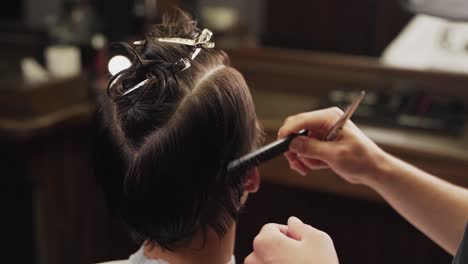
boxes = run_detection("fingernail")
[290,138,304,153]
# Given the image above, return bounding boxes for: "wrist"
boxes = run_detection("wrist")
[360,149,396,188]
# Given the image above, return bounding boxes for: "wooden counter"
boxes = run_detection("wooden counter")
[0,75,102,264]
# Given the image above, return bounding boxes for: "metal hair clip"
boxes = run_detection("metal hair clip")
[157,29,215,49]
[158,29,215,60]
[122,79,149,96]
[193,29,214,60]
[120,29,214,97]
[176,58,192,71]
[121,59,190,96]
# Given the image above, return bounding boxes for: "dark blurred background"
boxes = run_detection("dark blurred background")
[1,0,468,263]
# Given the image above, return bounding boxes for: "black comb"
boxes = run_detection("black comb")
[227,129,309,173]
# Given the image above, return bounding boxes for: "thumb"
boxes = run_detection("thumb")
[289,136,333,161]
[287,216,306,241]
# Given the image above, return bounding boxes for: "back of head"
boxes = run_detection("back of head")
[95,10,260,250]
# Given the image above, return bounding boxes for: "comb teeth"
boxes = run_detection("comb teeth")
[227,129,308,173]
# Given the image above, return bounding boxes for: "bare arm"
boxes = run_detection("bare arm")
[278,107,468,255]
[369,154,468,254]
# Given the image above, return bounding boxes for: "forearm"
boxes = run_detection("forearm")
[278,108,468,254]
[367,153,468,255]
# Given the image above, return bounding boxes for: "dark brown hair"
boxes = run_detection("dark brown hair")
[95,10,261,250]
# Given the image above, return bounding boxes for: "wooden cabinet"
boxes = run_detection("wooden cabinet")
[263,0,413,56]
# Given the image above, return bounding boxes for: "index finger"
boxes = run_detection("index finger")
[277,107,343,139]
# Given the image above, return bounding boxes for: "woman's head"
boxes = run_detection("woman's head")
[96,10,261,250]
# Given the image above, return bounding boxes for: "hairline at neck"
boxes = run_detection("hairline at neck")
[143,222,236,264]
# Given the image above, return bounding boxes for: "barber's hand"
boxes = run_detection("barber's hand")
[244,217,339,264]
[278,107,389,185]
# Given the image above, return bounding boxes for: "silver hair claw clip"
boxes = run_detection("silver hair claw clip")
[176,58,192,71]
[121,30,214,97]
[156,29,215,49]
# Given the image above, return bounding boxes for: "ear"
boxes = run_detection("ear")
[244,167,260,193]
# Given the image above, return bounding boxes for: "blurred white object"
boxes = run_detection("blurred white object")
[201,6,239,32]
[402,0,468,21]
[21,57,50,85]
[91,33,107,50]
[108,55,132,75]
[45,45,82,78]
[381,15,468,74]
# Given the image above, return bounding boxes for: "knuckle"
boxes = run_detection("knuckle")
[305,226,332,242]
[252,235,262,251]
[277,127,285,137]
[284,115,293,124]
[260,223,276,233]
[311,228,333,243]
[244,255,254,264]
[295,112,307,120]
[284,115,298,126]
[329,107,344,117]
[337,145,352,158]
[321,232,334,245]
[254,224,278,252]
[318,230,331,240]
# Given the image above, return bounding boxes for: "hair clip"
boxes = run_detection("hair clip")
[120,59,191,96]
[195,29,214,46]
[122,79,150,96]
[191,29,214,60]
[176,58,192,71]
[118,29,214,97]
[157,29,215,49]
